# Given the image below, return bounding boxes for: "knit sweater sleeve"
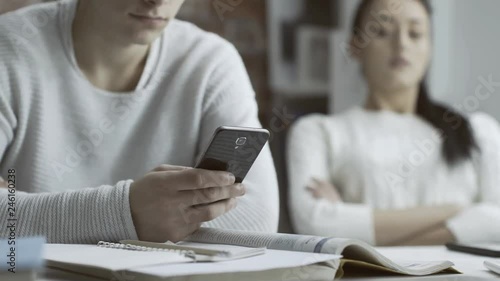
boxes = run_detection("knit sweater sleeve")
[0,181,138,243]
[287,115,375,244]
[0,28,18,162]
[0,91,14,162]
[0,19,138,244]
[195,42,279,232]
[446,113,500,243]
[0,95,137,243]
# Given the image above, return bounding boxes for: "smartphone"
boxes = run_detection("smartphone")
[195,126,270,183]
[446,242,500,257]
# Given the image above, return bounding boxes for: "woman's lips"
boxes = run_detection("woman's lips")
[390,57,410,68]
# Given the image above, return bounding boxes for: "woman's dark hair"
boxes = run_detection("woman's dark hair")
[352,0,478,166]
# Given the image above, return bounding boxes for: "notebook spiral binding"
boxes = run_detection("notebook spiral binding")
[97,241,197,261]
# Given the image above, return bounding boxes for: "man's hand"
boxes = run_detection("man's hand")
[129,165,246,242]
[306,178,343,203]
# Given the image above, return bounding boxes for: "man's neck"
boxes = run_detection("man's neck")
[72,5,149,92]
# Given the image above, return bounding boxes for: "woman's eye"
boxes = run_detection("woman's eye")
[377,28,388,38]
[410,31,422,39]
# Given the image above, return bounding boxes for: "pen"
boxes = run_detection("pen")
[120,240,230,257]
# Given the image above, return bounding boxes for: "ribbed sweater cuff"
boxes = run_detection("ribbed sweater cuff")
[117,179,139,241]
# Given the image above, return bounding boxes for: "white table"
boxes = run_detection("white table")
[37,246,500,281]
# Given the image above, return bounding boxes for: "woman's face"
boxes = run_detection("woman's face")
[352,0,432,93]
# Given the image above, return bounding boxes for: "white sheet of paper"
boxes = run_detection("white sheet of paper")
[130,249,340,278]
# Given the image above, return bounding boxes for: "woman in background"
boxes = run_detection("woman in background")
[287,0,500,246]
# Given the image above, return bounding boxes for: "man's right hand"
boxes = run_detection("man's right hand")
[129,165,245,242]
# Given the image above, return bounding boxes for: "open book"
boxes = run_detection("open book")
[183,227,460,278]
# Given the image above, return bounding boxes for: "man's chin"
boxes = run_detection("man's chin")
[122,18,169,45]
[129,30,164,46]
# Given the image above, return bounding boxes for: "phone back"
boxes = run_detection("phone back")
[196,128,269,183]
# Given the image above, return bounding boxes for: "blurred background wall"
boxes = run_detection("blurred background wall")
[451,0,500,121]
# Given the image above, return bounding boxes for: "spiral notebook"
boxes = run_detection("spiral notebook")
[44,241,339,281]
[44,240,267,280]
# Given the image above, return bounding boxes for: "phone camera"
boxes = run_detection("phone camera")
[235,137,247,146]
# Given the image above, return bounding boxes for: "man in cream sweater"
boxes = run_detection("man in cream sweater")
[0,0,279,243]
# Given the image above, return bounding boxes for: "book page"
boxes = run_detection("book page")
[186,227,337,253]
[328,241,458,275]
[338,259,457,278]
